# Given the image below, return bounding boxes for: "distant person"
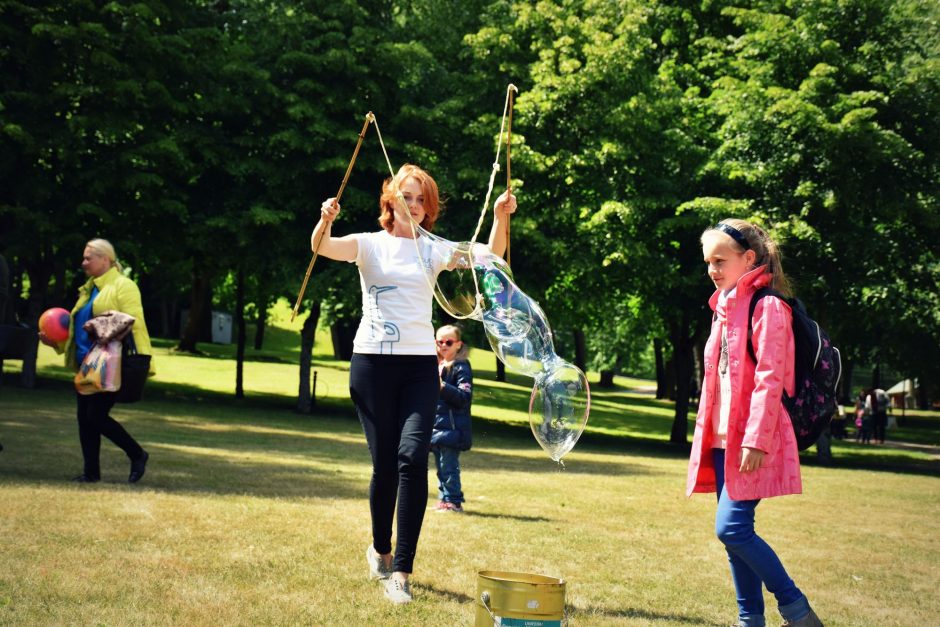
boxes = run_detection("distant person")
[688,220,823,627]
[431,324,473,513]
[872,388,889,444]
[815,424,832,464]
[830,403,847,440]
[856,390,873,444]
[38,239,154,483]
[311,164,515,604]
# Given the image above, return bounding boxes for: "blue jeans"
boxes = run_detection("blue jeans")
[713,449,810,626]
[433,446,463,504]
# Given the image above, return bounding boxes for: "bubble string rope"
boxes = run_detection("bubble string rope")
[291,113,376,322]
[372,89,590,463]
[505,85,515,268]
[289,89,589,462]
[372,85,517,321]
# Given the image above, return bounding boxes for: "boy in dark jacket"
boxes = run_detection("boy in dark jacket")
[432,325,472,512]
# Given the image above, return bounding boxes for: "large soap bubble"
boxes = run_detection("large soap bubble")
[410,222,590,463]
[336,105,587,461]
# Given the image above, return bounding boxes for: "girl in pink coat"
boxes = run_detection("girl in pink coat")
[688,220,823,627]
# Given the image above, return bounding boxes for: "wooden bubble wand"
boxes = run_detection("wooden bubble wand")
[290,112,375,322]
[504,84,517,267]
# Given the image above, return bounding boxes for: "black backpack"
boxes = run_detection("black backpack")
[746,288,843,451]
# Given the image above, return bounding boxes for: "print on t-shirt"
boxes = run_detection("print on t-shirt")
[367,284,400,354]
[413,252,434,273]
[351,231,443,356]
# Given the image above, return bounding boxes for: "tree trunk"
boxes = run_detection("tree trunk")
[25,262,51,323]
[160,298,170,338]
[178,270,212,352]
[669,313,700,445]
[572,329,586,373]
[840,359,854,405]
[495,355,506,382]
[916,375,929,410]
[669,346,694,443]
[663,355,676,401]
[22,263,51,389]
[691,336,705,403]
[297,301,321,413]
[654,338,666,399]
[52,264,68,308]
[330,320,354,361]
[599,370,615,388]
[235,266,246,399]
[254,295,268,350]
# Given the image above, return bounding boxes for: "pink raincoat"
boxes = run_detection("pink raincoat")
[686,266,802,501]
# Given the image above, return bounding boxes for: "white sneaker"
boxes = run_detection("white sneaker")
[384,577,412,604]
[366,544,391,580]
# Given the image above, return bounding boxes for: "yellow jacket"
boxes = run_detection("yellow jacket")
[58,267,155,374]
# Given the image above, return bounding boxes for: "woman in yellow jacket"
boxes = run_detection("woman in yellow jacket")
[40,239,154,483]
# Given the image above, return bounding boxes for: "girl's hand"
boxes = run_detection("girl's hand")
[320,198,340,223]
[494,191,517,217]
[739,447,765,473]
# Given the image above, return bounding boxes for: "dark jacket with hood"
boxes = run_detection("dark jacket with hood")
[432,360,472,451]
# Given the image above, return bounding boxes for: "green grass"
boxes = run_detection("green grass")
[1,305,939,625]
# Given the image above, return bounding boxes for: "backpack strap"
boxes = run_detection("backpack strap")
[746,286,782,363]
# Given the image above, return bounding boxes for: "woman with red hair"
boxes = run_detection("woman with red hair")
[312,164,515,604]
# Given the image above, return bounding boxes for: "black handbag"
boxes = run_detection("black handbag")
[116,332,151,403]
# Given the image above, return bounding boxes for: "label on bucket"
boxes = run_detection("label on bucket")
[494,619,561,627]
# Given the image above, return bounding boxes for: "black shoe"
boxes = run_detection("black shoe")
[129,450,149,483]
[73,474,100,483]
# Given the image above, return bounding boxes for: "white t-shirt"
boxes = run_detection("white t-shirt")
[349,230,447,355]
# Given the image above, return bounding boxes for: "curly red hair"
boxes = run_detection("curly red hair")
[378,164,441,233]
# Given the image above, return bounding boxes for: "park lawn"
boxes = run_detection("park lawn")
[1,383,939,626]
[2,304,938,624]
[25,297,938,453]
[24,310,940,473]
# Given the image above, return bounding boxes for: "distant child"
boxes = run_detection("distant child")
[688,220,823,627]
[431,324,473,513]
[855,390,872,444]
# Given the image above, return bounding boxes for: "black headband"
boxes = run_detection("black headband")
[714,223,751,251]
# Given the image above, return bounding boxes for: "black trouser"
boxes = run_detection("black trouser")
[76,392,143,478]
[873,411,887,442]
[349,353,438,573]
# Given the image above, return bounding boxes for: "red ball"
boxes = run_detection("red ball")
[39,307,71,343]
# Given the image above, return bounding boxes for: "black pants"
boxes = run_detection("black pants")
[873,411,887,442]
[76,392,143,478]
[349,353,439,573]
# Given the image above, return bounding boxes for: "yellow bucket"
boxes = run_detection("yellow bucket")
[475,570,566,626]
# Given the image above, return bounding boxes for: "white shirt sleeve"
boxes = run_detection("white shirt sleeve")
[350,232,372,265]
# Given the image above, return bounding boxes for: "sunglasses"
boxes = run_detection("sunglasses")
[436,339,457,347]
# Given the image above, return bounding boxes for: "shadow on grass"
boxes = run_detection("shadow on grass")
[151,336,348,371]
[459,510,551,522]
[474,381,692,442]
[568,604,713,624]
[4,376,938,481]
[0,380,369,500]
[421,582,475,605]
